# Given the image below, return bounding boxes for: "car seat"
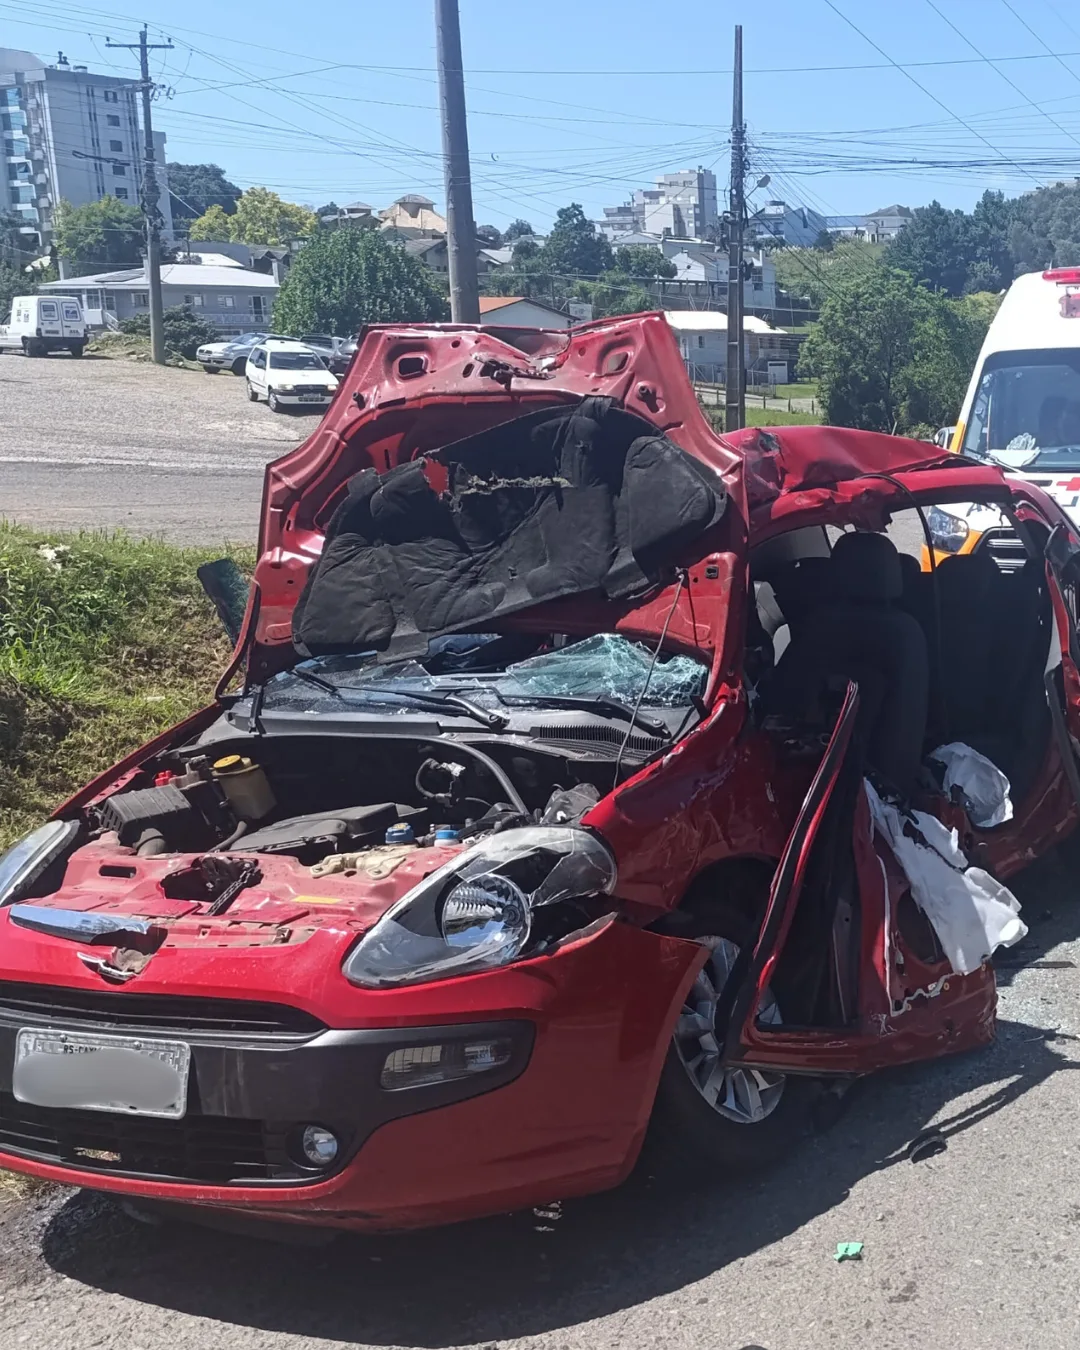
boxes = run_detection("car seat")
[768,532,930,796]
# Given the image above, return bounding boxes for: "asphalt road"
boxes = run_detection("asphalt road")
[2,851,1080,1350]
[0,351,309,544]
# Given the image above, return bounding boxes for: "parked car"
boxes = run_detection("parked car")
[245,339,339,412]
[1,314,1079,1238]
[197,331,267,376]
[0,295,86,357]
[327,336,357,377]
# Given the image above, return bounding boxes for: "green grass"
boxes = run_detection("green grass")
[745,406,822,428]
[701,404,823,432]
[772,382,818,400]
[0,525,252,850]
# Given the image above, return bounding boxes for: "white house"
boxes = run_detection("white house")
[39,262,279,333]
[478,296,571,328]
[664,310,792,384]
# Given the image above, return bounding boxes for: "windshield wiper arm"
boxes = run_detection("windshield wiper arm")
[336,685,507,729]
[499,694,671,738]
[269,668,507,728]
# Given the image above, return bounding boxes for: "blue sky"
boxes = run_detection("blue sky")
[7,0,1080,229]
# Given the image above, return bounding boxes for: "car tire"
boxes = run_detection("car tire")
[646,875,818,1175]
[246,381,259,402]
[23,338,40,357]
[268,392,283,413]
[202,365,219,374]
[231,359,246,376]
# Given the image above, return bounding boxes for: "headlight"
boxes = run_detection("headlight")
[0,820,79,906]
[277,383,295,393]
[926,505,969,554]
[342,826,617,988]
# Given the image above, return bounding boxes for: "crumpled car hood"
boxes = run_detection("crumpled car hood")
[0,839,460,959]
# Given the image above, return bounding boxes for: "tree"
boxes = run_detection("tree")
[612,245,676,279]
[813,229,835,252]
[966,189,1015,292]
[800,264,989,434]
[1008,181,1080,272]
[771,239,884,307]
[0,262,29,319]
[476,223,502,247]
[539,203,612,278]
[316,202,340,220]
[187,203,233,242]
[166,163,241,223]
[118,305,219,359]
[189,187,316,245]
[503,218,534,243]
[273,228,449,335]
[886,201,973,296]
[54,197,144,274]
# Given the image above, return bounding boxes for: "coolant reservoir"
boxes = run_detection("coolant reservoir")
[212,754,276,822]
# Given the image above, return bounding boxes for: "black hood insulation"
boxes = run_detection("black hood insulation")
[292,396,726,658]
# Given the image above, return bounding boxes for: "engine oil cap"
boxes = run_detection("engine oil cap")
[385,822,415,844]
[434,826,460,843]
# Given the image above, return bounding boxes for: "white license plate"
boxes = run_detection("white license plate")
[298,394,325,402]
[13,1028,191,1119]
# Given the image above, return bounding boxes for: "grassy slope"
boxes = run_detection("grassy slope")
[0,525,250,850]
[701,404,823,432]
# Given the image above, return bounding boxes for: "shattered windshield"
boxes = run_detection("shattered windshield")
[962,348,1080,470]
[258,633,708,716]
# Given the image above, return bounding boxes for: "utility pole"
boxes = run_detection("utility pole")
[107,27,172,364]
[435,0,480,323]
[725,24,746,433]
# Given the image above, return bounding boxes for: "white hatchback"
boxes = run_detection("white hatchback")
[245,339,339,413]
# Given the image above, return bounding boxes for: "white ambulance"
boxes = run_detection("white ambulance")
[930,269,1080,562]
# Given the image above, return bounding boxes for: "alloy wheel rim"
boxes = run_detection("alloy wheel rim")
[673,936,785,1125]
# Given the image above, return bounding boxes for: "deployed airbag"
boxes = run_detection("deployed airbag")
[292,398,725,657]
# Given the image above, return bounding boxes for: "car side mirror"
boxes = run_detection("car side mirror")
[197,558,250,646]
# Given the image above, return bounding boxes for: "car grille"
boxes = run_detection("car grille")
[0,983,325,1039]
[980,527,1028,573]
[0,1093,286,1183]
[292,384,328,395]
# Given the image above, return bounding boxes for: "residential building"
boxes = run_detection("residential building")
[599,168,719,242]
[667,245,777,311]
[861,203,912,242]
[664,310,795,384]
[478,296,570,328]
[750,199,828,248]
[172,239,293,281]
[379,193,447,240]
[825,205,913,242]
[404,236,501,276]
[319,200,375,229]
[39,262,278,332]
[0,47,173,250]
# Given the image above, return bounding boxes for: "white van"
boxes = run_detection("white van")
[0,295,87,357]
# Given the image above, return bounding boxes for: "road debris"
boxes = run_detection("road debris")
[834,1242,864,1262]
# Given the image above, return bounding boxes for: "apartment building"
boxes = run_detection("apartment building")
[599,168,719,242]
[0,48,173,250]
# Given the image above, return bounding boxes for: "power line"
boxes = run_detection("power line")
[922,0,1080,151]
[822,0,1045,189]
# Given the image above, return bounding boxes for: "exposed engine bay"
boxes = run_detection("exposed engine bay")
[89,732,611,867]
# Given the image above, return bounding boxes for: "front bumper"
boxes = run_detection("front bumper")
[0,921,703,1230]
[271,390,334,405]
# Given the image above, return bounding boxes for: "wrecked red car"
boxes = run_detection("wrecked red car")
[1,312,1079,1233]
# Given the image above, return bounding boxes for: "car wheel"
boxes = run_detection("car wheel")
[268,392,283,413]
[231,359,246,376]
[69,344,84,357]
[647,895,817,1174]
[246,381,259,402]
[202,365,219,374]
